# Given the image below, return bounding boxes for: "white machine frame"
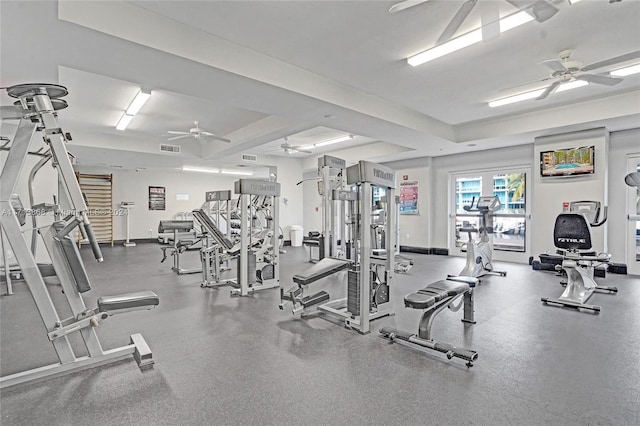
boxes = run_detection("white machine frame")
[0,84,158,389]
[232,179,280,296]
[316,161,396,334]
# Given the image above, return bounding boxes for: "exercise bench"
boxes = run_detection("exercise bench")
[279,257,351,314]
[380,276,478,367]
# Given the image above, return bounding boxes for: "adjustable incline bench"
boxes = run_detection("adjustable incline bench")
[380,275,478,367]
[279,257,351,314]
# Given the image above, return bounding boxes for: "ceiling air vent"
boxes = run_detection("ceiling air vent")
[160,144,181,154]
[241,153,258,163]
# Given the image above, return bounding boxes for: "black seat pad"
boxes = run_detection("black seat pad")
[404,279,470,310]
[98,291,159,312]
[293,257,350,286]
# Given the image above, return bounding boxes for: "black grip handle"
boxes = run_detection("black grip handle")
[84,221,103,262]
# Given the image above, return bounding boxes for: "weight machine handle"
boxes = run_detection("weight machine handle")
[83,220,104,262]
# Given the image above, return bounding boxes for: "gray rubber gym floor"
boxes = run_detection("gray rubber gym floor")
[1,244,639,425]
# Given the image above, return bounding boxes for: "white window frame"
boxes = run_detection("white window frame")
[449,166,531,264]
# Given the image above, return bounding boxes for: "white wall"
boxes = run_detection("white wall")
[532,128,609,255]
[74,155,304,241]
[382,128,639,264]
[395,165,430,248]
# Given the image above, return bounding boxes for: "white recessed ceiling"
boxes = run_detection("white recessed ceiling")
[0,0,638,172]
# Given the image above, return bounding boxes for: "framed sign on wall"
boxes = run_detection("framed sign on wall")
[148,186,166,210]
[400,180,419,215]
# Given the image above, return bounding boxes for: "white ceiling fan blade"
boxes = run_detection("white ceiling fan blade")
[202,134,231,143]
[582,50,640,72]
[541,59,568,73]
[536,81,560,101]
[480,1,500,42]
[437,0,478,45]
[388,0,430,14]
[167,130,189,135]
[577,74,623,86]
[167,135,192,141]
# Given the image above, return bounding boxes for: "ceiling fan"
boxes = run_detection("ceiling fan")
[166,121,231,143]
[530,49,640,100]
[279,137,311,154]
[389,0,558,44]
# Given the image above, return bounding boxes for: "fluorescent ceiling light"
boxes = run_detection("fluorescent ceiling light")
[555,79,588,92]
[568,0,582,4]
[488,89,544,108]
[182,166,253,176]
[610,63,640,77]
[407,11,534,67]
[299,135,353,150]
[488,80,589,108]
[115,113,134,131]
[182,166,220,174]
[125,90,151,115]
[220,170,253,176]
[115,89,151,130]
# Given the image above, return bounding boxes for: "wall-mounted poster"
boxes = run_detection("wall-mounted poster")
[400,180,419,215]
[149,186,166,210]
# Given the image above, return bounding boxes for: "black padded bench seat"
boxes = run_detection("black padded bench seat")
[303,238,319,246]
[293,257,351,286]
[98,291,159,313]
[405,277,477,309]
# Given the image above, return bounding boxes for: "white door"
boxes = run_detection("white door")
[626,156,640,275]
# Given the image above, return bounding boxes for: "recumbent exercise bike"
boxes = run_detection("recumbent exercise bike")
[541,201,617,312]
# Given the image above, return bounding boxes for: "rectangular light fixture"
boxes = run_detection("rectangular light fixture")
[220,170,253,176]
[611,63,640,77]
[115,89,151,130]
[568,0,582,4]
[182,166,253,176]
[182,166,220,174]
[488,80,588,108]
[125,90,151,115]
[299,135,353,150]
[408,11,534,67]
[555,79,588,92]
[115,113,134,131]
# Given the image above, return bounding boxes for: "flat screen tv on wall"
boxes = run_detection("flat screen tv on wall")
[540,145,595,177]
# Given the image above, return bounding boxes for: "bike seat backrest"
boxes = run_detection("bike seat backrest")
[554,213,592,251]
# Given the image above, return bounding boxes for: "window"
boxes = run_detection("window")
[453,170,527,253]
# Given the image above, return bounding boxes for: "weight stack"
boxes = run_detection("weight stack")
[347,270,360,316]
[347,270,377,316]
[238,252,256,287]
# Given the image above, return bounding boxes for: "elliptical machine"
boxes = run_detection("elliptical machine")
[456,196,506,279]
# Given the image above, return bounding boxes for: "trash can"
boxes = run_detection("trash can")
[290,225,304,247]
